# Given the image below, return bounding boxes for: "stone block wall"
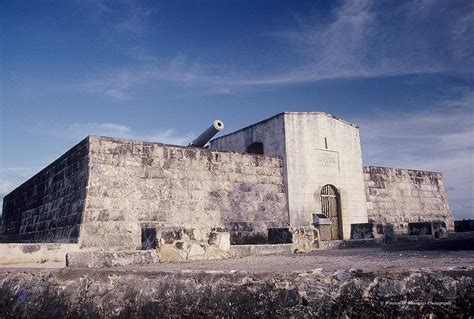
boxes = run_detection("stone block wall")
[80,136,288,250]
[1,138,89,243]
[363,166,455,235]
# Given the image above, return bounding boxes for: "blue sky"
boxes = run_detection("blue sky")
[1,0,473,219]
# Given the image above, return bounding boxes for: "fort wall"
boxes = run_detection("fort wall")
[80,136,288,250]
[363,166,455,235]
[2,136,288,249]
[1,138,89,243]
[1,112,457,252]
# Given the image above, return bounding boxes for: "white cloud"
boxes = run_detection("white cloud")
[72,54,224,100]
[241,0,473,86]
[114,5,157,35]
[81,0,158,36]
[65,122,195,146]
[66,122,131,139]
[72,0,473,100]
[0,180,15,216]
[103,88,132,100]
[0,180,14,197]
[439,90,474,109]
[145,129,196,146]
[98,123,130,134]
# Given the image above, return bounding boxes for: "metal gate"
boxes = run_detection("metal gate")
[321,185,341,240]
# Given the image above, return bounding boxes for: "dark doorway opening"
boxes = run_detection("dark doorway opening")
[408,222,432,236]
[141,228,157,250]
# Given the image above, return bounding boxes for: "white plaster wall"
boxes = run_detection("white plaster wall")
[283,113,368,239]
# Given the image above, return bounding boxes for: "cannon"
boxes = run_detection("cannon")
[189,120,224,147]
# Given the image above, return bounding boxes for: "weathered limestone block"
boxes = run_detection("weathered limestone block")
[156,227,231,262]
[66,250,158,268]
[290,227,320,253]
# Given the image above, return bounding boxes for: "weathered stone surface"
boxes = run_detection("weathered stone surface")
[188,243,206,260]
[0,243,79,265]
[1,138,89,243]
[156,227,231,262]
[80,136,288,249]
[2,135,288,250]
[217,232,231,251]
[230,243,294,257]
[290,226,320,253]
[0,267,471,317]
[66,250,158,268]
[363,166,455,236]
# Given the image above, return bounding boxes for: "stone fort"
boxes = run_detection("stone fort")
[1,112,454,265]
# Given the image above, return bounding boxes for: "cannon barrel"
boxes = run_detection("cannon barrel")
[189,120,224,147]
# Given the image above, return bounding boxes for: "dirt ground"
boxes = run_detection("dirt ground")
[2,239,473,274]
[140,246,474,274]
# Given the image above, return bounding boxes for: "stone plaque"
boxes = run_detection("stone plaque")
[315,149,339,170]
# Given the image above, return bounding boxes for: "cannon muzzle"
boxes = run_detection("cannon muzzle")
[189,120,224,147]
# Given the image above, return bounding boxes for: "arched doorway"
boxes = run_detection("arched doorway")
[321,185,342,240]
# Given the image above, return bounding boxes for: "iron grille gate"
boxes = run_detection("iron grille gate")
[321,185,340,240]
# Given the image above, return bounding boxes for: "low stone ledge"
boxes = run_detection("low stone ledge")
[388,234,435,243]
[320,239,381,250]
[449,231,474,239]
[66,251,158,268]
[230,244,293,258]
[320,240,345,250]
[0,244,79,265]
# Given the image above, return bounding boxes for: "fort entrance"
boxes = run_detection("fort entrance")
[321,185,342,240]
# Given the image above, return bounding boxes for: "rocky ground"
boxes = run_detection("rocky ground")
[141,245,474,274]
[0,242,473,318]
[2,241,473,273]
